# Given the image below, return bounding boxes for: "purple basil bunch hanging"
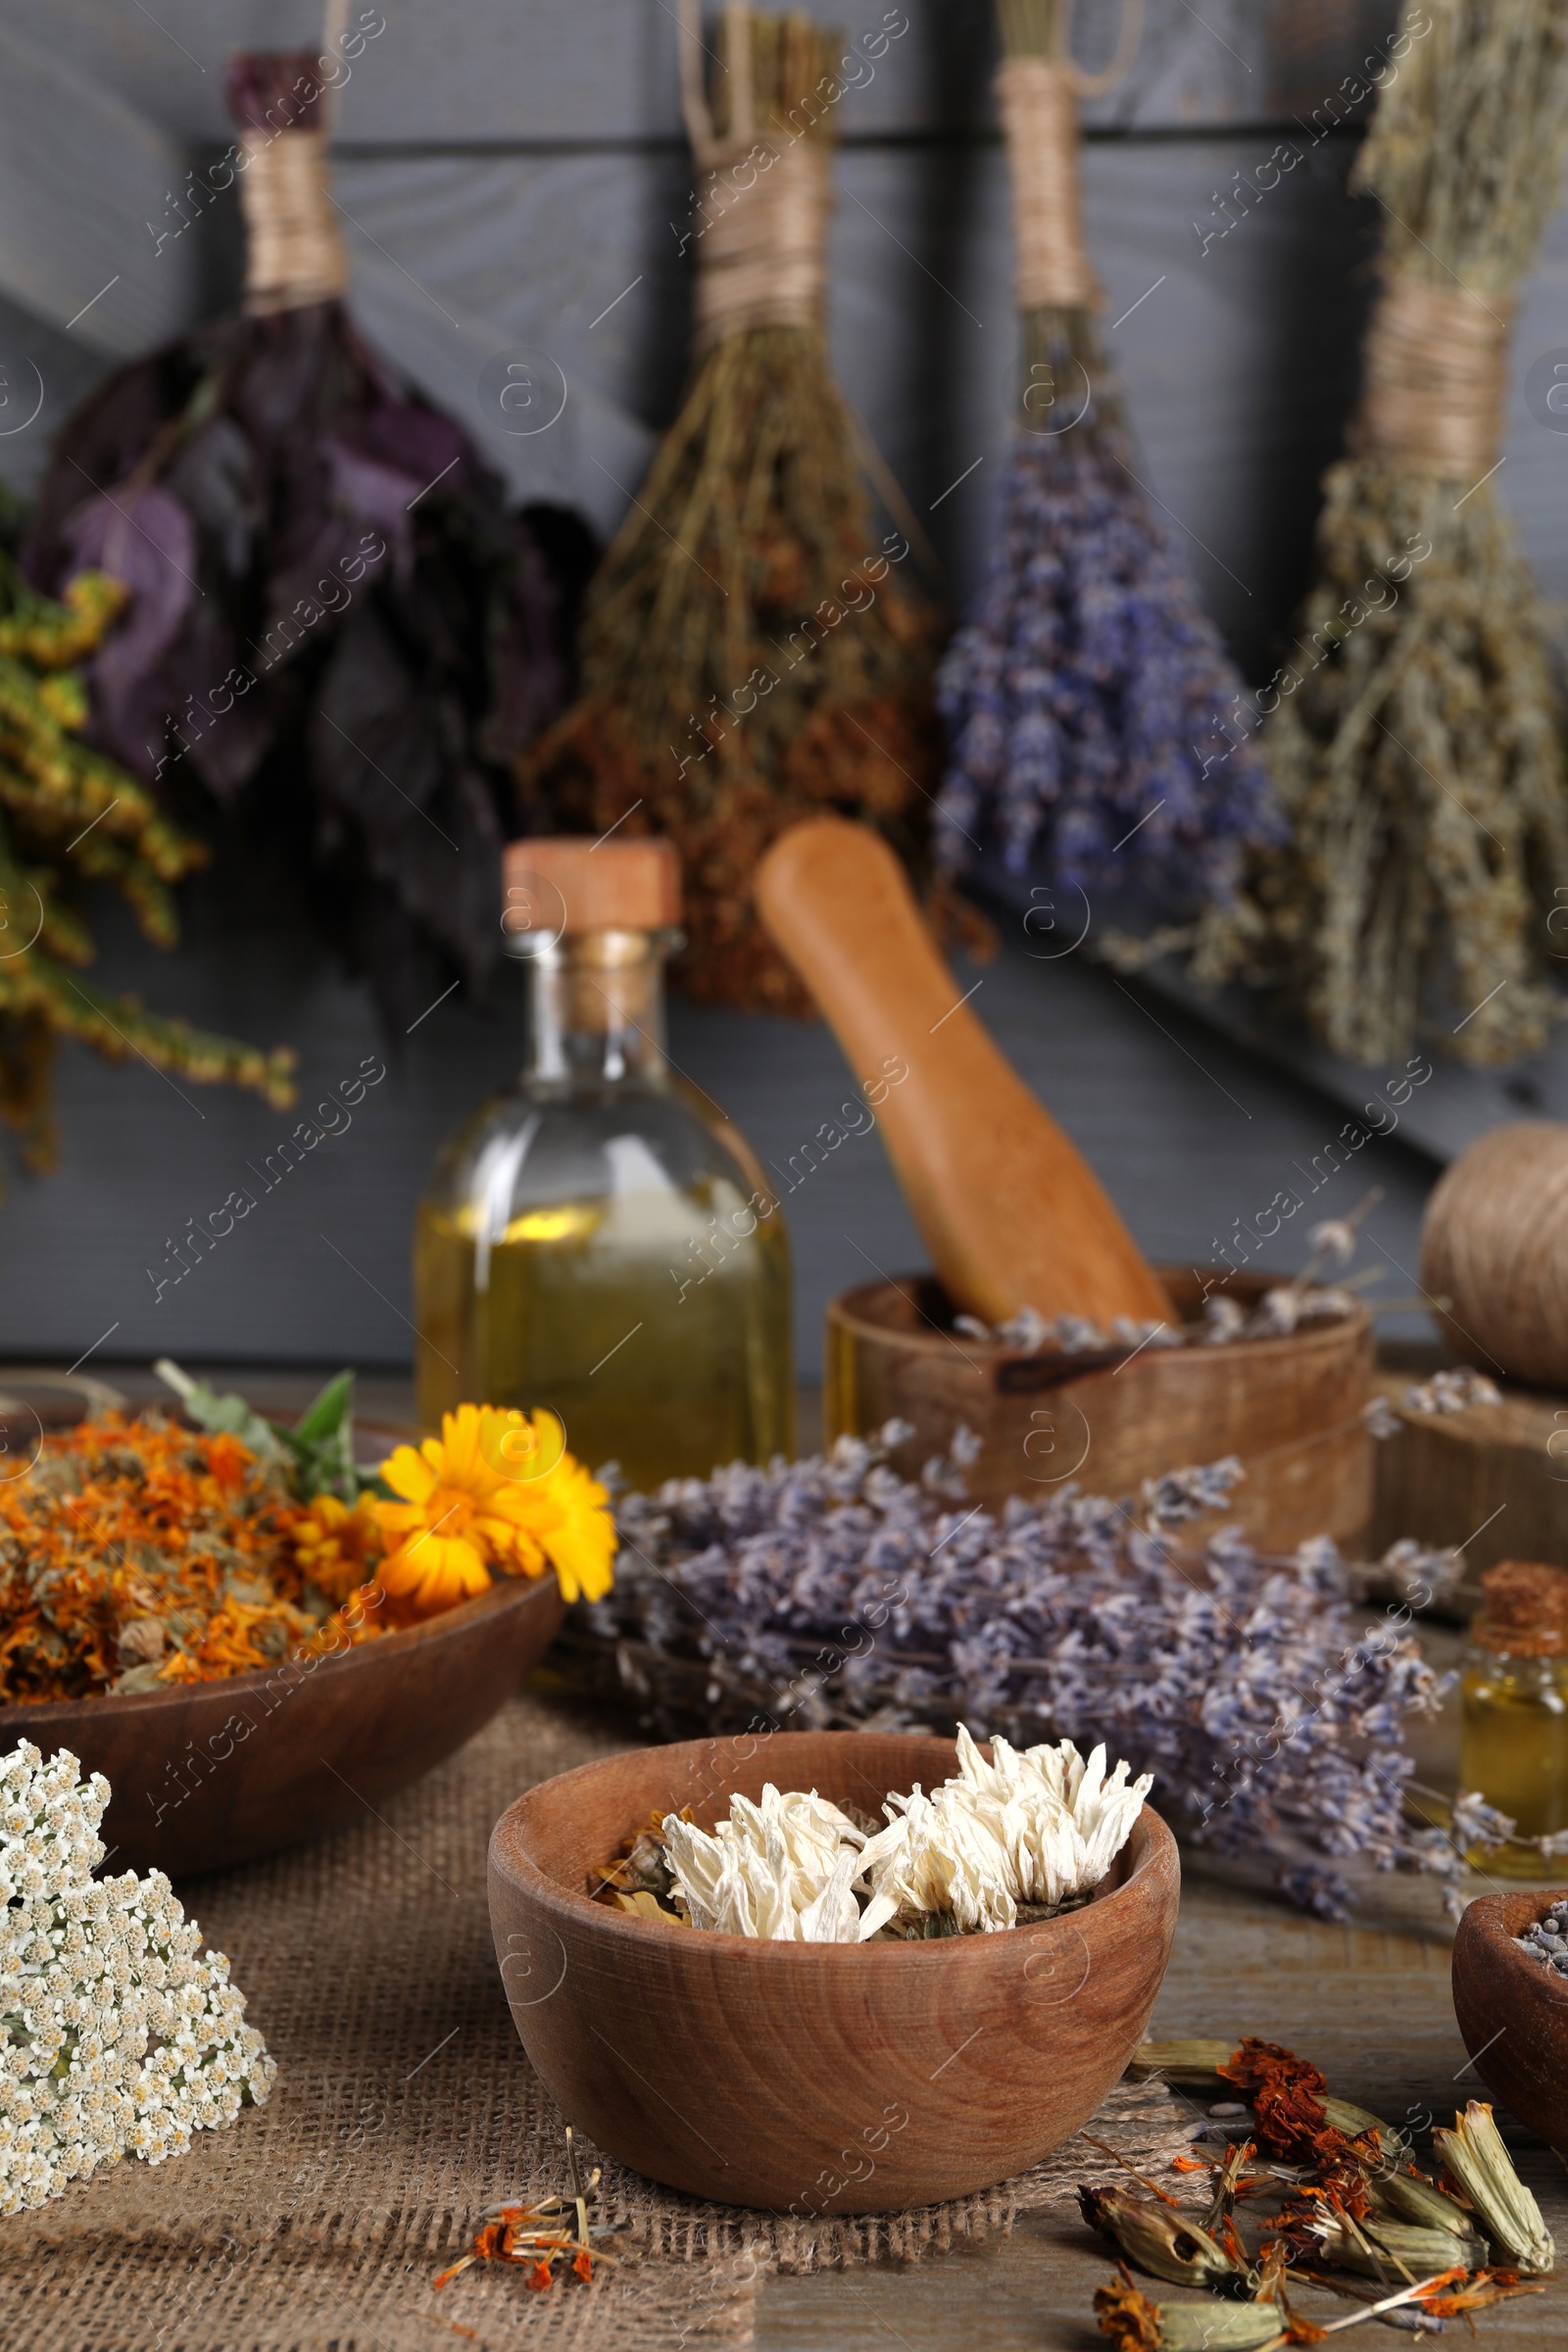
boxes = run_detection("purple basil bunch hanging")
[23,50,588,1028]
[935,2,1278,925]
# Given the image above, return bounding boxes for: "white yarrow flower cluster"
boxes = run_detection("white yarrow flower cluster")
[662,1788,866,1942]
[857,1727,1152,1938]
[0,1741,275,2214]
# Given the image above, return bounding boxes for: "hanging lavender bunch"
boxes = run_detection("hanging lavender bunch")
[563,1430,1454,1920]
[934,0,1279,924]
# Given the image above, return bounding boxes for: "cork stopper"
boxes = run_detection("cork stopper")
[1471,1558,1568,1655]
[503,837,681,941]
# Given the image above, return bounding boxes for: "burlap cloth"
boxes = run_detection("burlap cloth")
[0,1691,1197,2350]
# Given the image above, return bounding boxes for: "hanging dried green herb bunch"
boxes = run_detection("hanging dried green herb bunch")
[520,5,943,1014]
[0,545,294,1175]
[1218,0,1568,1066]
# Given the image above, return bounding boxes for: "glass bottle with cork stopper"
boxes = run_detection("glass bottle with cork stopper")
[1458,1557,1568,1874]
[413,837,793,1489]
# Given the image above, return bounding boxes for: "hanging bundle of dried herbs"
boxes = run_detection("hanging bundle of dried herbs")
[1223,0,1568,1065]
[0,540,292,1172]
[934,0,1279,929]
[24,50,578,1032]
[520,5,942,1013]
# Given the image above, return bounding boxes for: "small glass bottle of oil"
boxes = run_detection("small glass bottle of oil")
[1458,1558,1568,1875]
[413,837,793,1490]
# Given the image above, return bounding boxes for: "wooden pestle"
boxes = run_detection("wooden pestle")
[755,818,1174,1328]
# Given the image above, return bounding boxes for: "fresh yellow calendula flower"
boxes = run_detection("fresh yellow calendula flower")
[373,1404,616,1612]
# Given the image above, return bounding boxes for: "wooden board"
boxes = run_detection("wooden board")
[2,0,1398,145]
[0,24,203,356]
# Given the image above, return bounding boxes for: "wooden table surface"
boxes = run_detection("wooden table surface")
[29,1362,1568,2348]
[756,1860,1568,2350]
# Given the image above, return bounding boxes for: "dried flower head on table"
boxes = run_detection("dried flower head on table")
[562,1429,1451,1919]
[23,50,576,1033]
[1090,2037,1553,2347]
[0,1740,273,2213]
[520,5,946,1012]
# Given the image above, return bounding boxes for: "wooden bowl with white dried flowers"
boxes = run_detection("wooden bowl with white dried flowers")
[488,1726,1178,2212]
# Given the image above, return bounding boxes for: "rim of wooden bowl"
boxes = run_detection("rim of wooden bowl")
[828,1266,1372,1370]
[490,1729,1178,1965]
[0,1570,561,1728]
[1454,1886,1568,1977]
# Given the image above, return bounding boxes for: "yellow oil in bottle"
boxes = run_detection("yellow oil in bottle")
[415,1179,792,1490]
[1457,1559,1568,1875]
[413,858,794,1492]
[1459,1658,1568,1874]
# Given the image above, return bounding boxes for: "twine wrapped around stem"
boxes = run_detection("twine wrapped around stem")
[237,130,349,315]
[1215,0,1568,1067]
[935,0,1279,926]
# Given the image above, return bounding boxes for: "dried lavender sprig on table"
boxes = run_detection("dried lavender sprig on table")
[564,1431,1452,1918]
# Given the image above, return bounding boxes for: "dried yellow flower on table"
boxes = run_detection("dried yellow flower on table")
[1432,2100,1554,2276]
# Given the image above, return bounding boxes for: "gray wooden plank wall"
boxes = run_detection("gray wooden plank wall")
[0,0,1541,1380]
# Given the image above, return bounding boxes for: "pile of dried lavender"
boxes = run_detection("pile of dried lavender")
[565,1435,1455,1918]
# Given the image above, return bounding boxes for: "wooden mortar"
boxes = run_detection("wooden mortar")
[825,1268,1374,1552]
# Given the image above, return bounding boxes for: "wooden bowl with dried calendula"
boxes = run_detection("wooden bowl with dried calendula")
[488,1728,1179,2212]
[0,1378,611,1878]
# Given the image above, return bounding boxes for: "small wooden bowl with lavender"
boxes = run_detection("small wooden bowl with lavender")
[1453,1890,1568,2151]
[826,1267,1374,1555]
[488,1727,1179,2213]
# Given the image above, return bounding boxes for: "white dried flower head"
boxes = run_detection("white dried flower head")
[1404,1369,1503,1416]
[1362,1395,1403,1441]
[0,1743,275,2215]
[1296,1285,1357,1322]
[1378,1539,1463,1608]
[1141,1458,1244,1531]
[1306,1216,1358,1268]
[996,1306,1052,1353]
[855,1726,1152,1939]
[1200,1296,1248,1343]
[1110,1317,1183,1352]
[662,1787,865,1941]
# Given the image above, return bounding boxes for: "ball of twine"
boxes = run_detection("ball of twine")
[1420,1122,1568,1388]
